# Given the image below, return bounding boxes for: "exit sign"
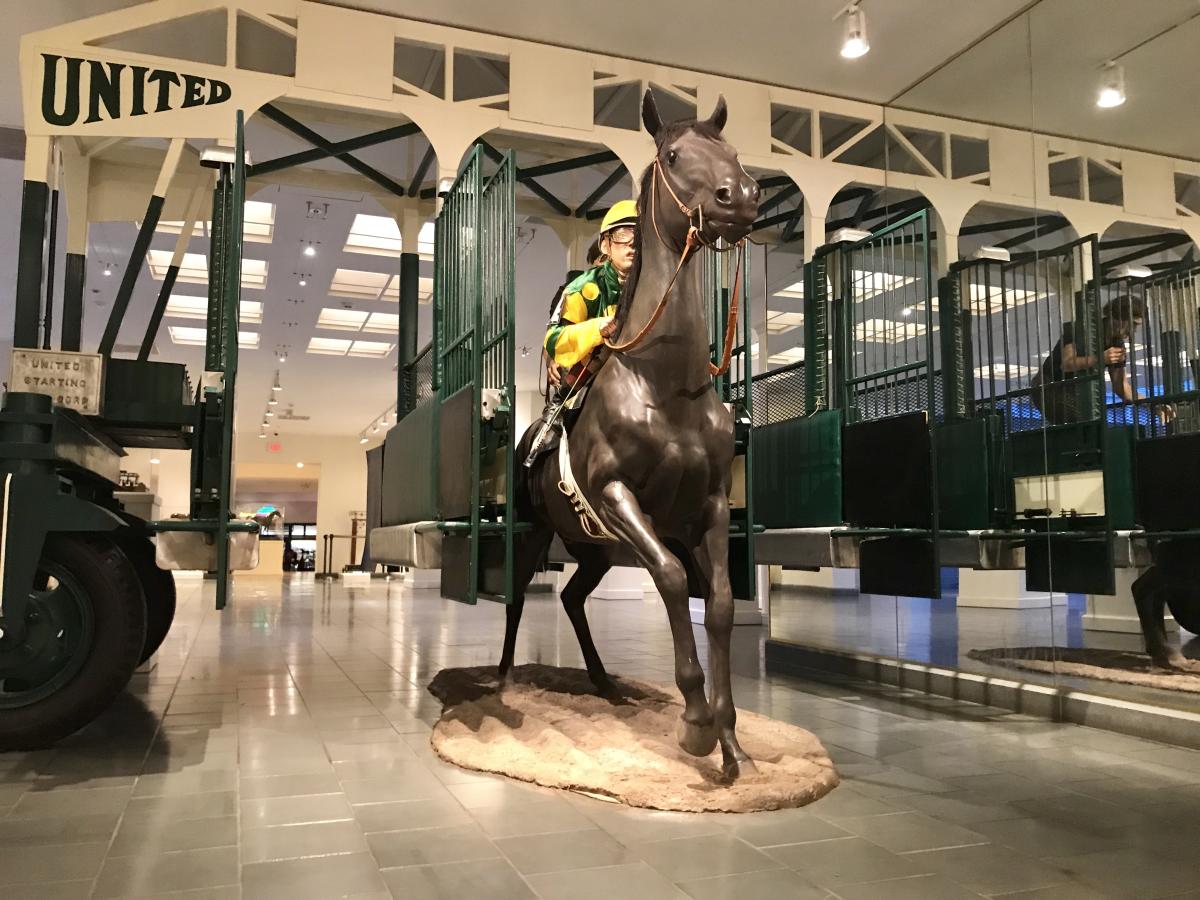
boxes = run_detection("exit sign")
[268,442,282,453]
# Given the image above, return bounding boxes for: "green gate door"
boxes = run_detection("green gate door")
[434,145,518,605]
[703,246,756,600]
[838,210,941,597]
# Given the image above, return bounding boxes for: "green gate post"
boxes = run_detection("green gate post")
[61,252,85,352]
[13,178,50,349]
[397,251,419,416]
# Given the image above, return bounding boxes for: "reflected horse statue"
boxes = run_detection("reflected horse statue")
[503,90,761,779]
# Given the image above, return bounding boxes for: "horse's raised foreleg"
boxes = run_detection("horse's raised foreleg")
[598,481,716,756]
[561,542,615,694]
[693,494,755,779]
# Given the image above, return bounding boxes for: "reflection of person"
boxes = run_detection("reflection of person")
[1030,296,1171,424]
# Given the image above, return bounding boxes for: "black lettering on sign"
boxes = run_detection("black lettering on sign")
[85,60,124,124]
[39,53,233,126]
[41,55,81,126]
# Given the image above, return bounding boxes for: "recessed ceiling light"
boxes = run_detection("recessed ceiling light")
[149,457,160,464]
[296,461,304,469]
[303,242,316,258]
[103,264,112,277]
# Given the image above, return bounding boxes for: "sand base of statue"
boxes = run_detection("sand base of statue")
[427,664,840,813]
[969,647,1200,693]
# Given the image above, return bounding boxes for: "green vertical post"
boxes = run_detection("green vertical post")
[215,114,246,612]
[398,251,419,417]
[61,253,85,352]
[14,180,49,349]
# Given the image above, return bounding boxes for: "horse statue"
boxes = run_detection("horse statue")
[504,90,762,779]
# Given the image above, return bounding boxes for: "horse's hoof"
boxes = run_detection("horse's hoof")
[592,675,620,699]
[1156,657,1200,674]
[723,755,758,781]
[676,717,718,757]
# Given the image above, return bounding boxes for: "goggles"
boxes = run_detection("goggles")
[605,225,637,246]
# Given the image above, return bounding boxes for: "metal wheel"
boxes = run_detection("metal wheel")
[0,534,147,749]
[0,561,94,708]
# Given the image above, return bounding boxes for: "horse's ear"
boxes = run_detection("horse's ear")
[642,89,663,139]
[706,95,728,132]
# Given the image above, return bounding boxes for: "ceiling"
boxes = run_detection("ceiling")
[3,1,1199,157]
[0,0,1197,445]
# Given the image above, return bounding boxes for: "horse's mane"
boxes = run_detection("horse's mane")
[611,118,722,334]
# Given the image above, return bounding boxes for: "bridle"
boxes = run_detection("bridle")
[602,155,745,377]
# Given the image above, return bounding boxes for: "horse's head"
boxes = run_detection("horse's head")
[642,90,760,245]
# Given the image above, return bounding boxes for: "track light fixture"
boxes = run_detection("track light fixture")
[1096,62,1126,108]
[839,2,870,59]
[103,263,113,277]
[272,371,282,391]
[359,436,369,444]
[303,241,316,258]
[268,397,278,406]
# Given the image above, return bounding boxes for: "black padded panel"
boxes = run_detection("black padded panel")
[438,385,473,520]
[1026,536,1114,595]
[859,536,938,599]
[1136,433,1200,531]
[360,443,385,569]
[843,412,931,528]
[381,396,440,525]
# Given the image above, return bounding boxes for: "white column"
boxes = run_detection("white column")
[593,566,647,600]
[1084,567,1177,634]
[956,569,1063,609]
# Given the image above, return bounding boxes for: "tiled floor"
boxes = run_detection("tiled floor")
[2,572,1198,899]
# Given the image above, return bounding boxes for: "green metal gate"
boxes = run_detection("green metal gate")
[838,211,941,597]
[703,247,756,600]
[940,235,1123,593]
[433,145,518,605]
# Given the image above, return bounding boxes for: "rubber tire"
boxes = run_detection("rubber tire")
[0,534,147,750]
[114,532,177,664]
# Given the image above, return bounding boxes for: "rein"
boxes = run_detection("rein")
[602,158,744,377]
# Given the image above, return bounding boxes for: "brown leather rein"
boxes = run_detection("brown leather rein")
[602,158,745,377]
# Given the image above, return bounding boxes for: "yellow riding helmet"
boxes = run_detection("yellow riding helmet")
[600,199,638,235]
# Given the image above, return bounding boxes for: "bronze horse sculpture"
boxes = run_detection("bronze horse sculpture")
[502,90,762,779]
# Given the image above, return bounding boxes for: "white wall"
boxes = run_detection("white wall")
[238,432,368,574]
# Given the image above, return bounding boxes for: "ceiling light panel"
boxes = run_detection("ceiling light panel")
[316,308,370,331]
[768,347,806,367]
[307,337,353,355]
[148,251,267,289]
[772,280,805,299]
[766,311,805,334]
[169,325,258,349]
[164,294,262,323]
[344,213,403,257]
[854,318,927,344]
[329,268,392,300]
[153,200,275,243]
[348,340,395,358]
[363,312,400,334]
[149,250,207,284]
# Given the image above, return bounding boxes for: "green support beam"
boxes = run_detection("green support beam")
[258,105,407,197]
